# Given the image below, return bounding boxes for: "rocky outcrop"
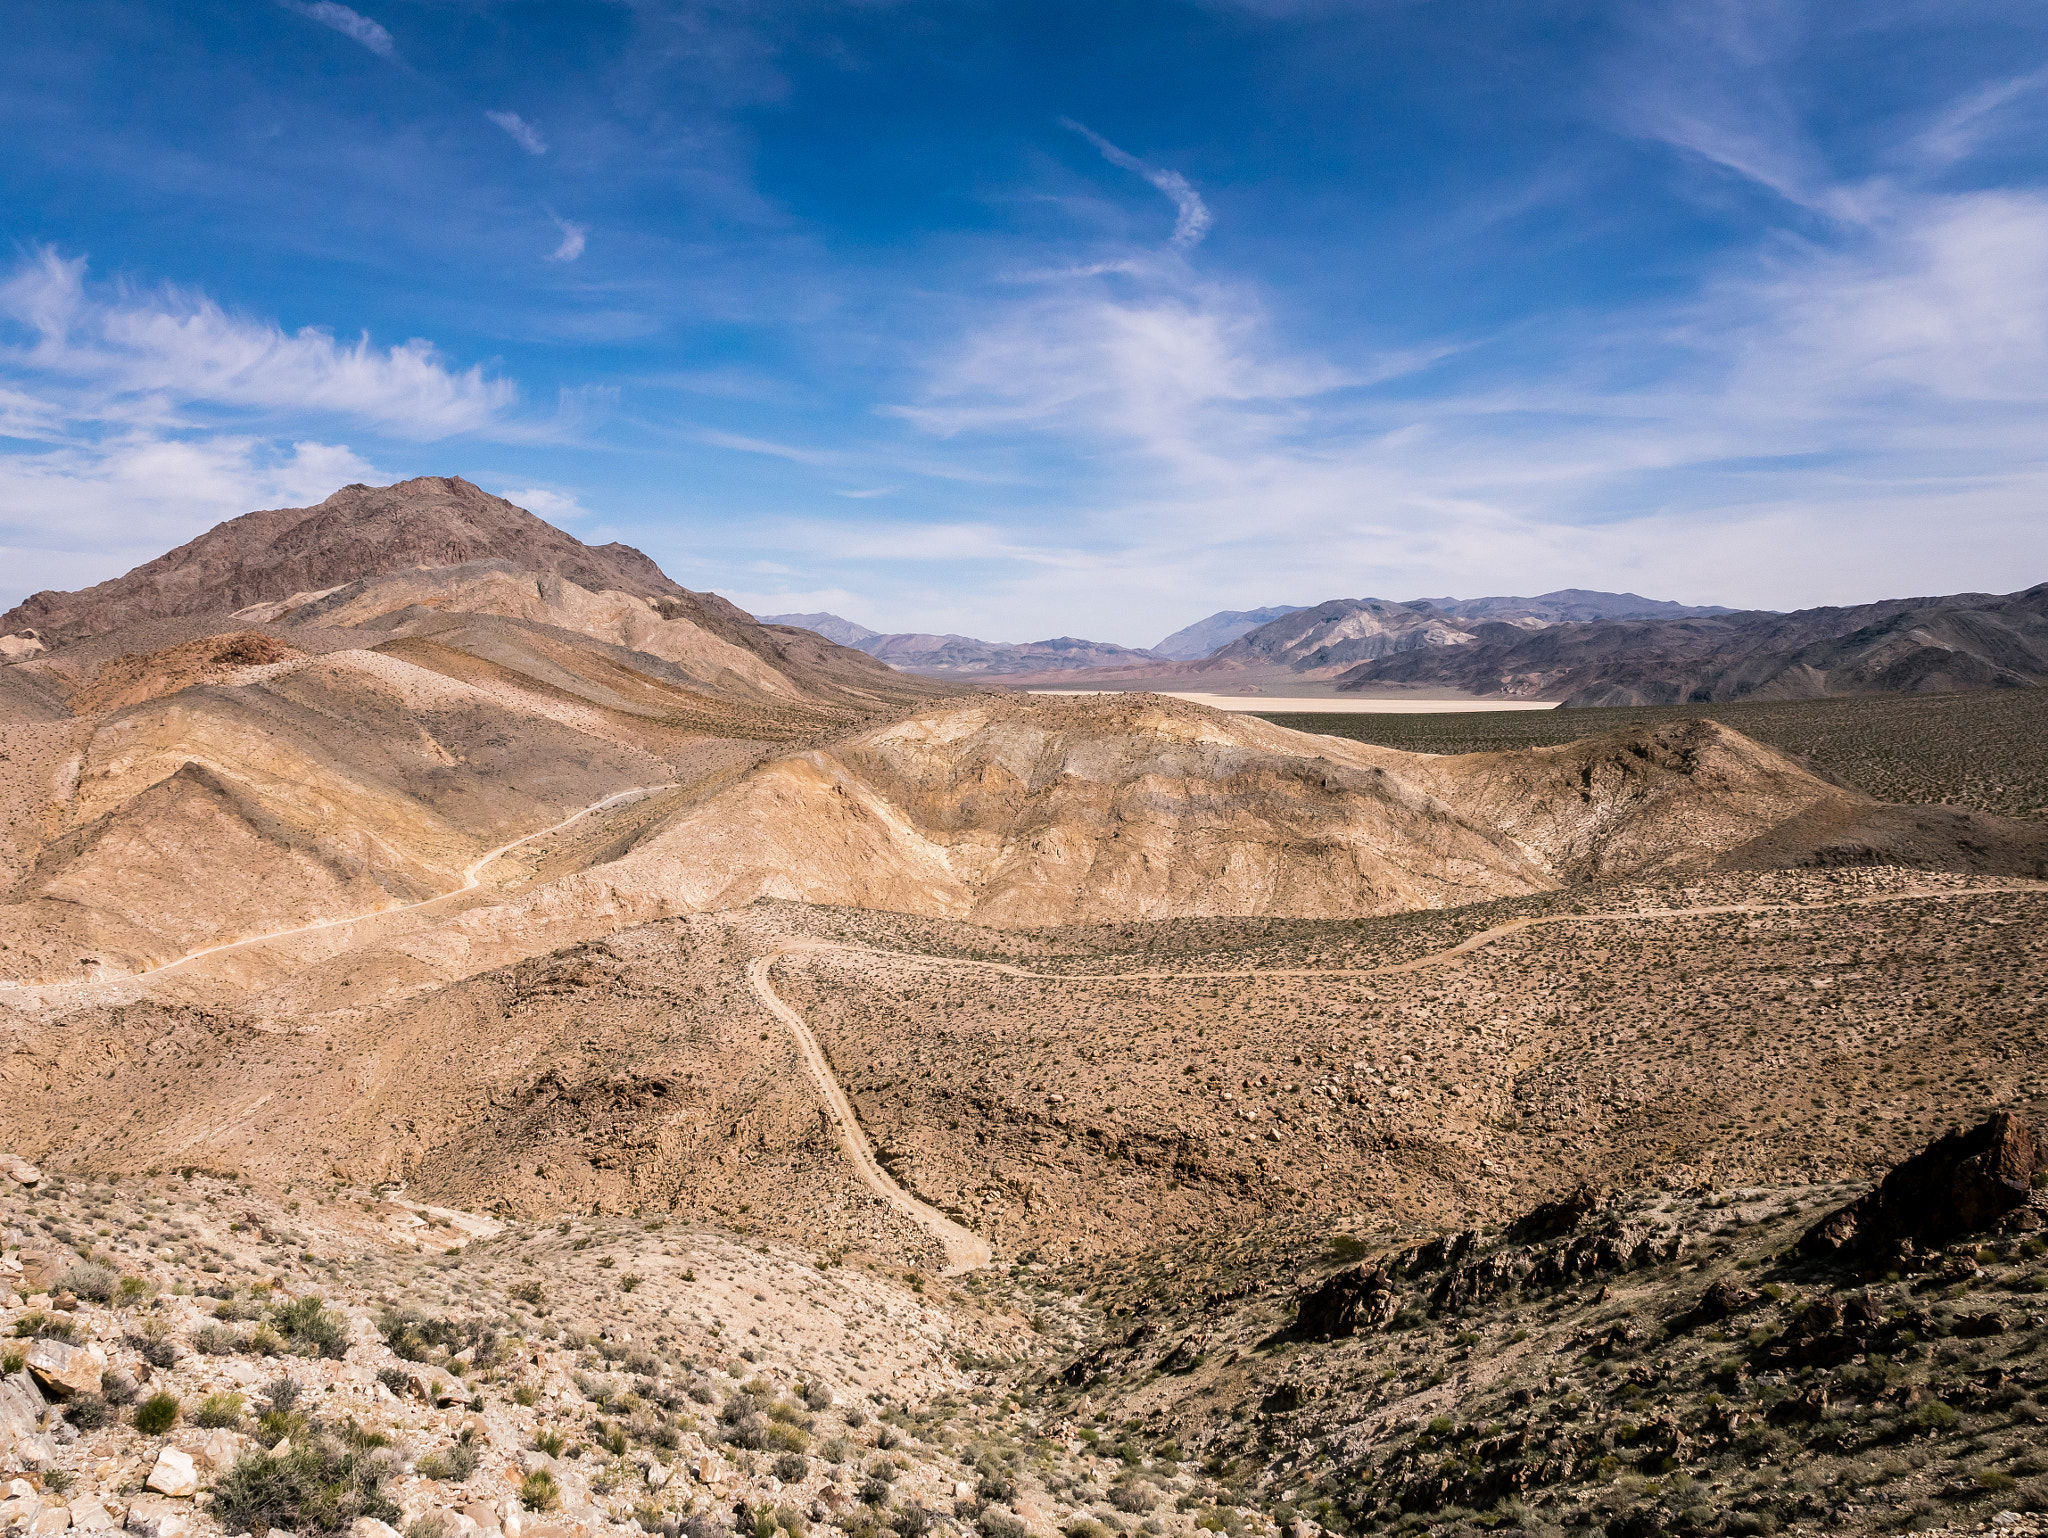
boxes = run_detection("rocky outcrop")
[1800,1112,2041,1260]
[1294,1265,1402,1339]
[1508,1184,1606,1243]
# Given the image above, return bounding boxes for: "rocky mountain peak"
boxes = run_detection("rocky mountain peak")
[1,476,689,646]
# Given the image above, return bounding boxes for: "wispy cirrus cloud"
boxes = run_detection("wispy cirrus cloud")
[486,110,548,156]
[1059,118,1213,249]
[547,218,588,262]
[276,0,397,61]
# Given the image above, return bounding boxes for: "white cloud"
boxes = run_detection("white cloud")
[487,111,548,156]
[1059,119,1213,248]
[0,250,515,437]
[548,219,588,263]
[495,484,590,523]
[278,0,396,60]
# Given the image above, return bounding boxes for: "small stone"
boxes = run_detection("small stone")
[461,1503,500,1533]
[29,1506,72,1536]
[68,1499,117,1532]
[123,1498,191,1538]
[146,1448,200,1499]
[349,1521,403,1538]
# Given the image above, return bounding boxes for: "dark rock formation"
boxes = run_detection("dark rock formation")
[1800,1112,2041,1260]
[1294,1264,1402,1339]
[1509,1184,1606,1243]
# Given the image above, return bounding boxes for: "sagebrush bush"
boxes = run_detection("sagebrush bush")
[55,1264,119,1303]
[65,1394,110,1431]
[193,1391,245,1429]
[211,1437,401,1536]
[272,1296,349,1359]
[133,1392,181,1435]
[519,1470,561,1513]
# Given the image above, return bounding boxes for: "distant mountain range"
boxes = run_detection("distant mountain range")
[1334,585,2048,705]
[754,585,2047,704]
[757,590,1742,679]
[755,615,1163,676]
[1151,606,1305,660]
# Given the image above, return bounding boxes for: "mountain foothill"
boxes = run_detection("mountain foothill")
[1,478,2044,1538]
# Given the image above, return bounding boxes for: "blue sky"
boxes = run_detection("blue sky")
[3,0,2046,645]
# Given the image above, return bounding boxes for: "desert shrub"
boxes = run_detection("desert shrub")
[127,1330,177,1370]
[1109,1485,1155,1514]
[40,1470,74,1498]
[56,1264,119,1303]
[195,1323,238,1356]
[873,1426,901,1451]
[14,1312,76,1342]
[860,1477,894,1507]
[763,1421,810,1454]
[894,1507,932,1538]
[519,1470,562,1512]
[65,1394,110,1431]
[978,1510,1028,1538]
[101,1369,138,1406]
[976,1468,1016,1503]
[0,1348,23,1375]
[1914,1400,1959,1432]
[418,1433,481,1483]
[266,1376,303,1414]
[215,1297,264,1322]
[408,1516,452,1538]
[193,1391,246,1429]
[134,1392,181,1435]
[211,1437,401,1536]
[534,1429,566,1457]
[573,1371,620,1408]
[802,1381,834,1411]
[843,1406,868,1428]
[774,1452,809,1483]
[272,1296,350,1359]
[1064,1521,1112,1538]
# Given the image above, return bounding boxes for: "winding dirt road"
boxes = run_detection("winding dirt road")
[748,950,994,1275]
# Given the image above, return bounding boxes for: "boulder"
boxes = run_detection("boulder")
[1294,1264,1402,1339]
[1509,1184,1606,1243]
[1801,1113,2041,1260]
[26,1340,108,1400]
[1,1371,48,1442]
[350,1520,403,1538]
[67,1499,116,1532]
[0,1153,39,1187]
[145,1448,199,1499]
